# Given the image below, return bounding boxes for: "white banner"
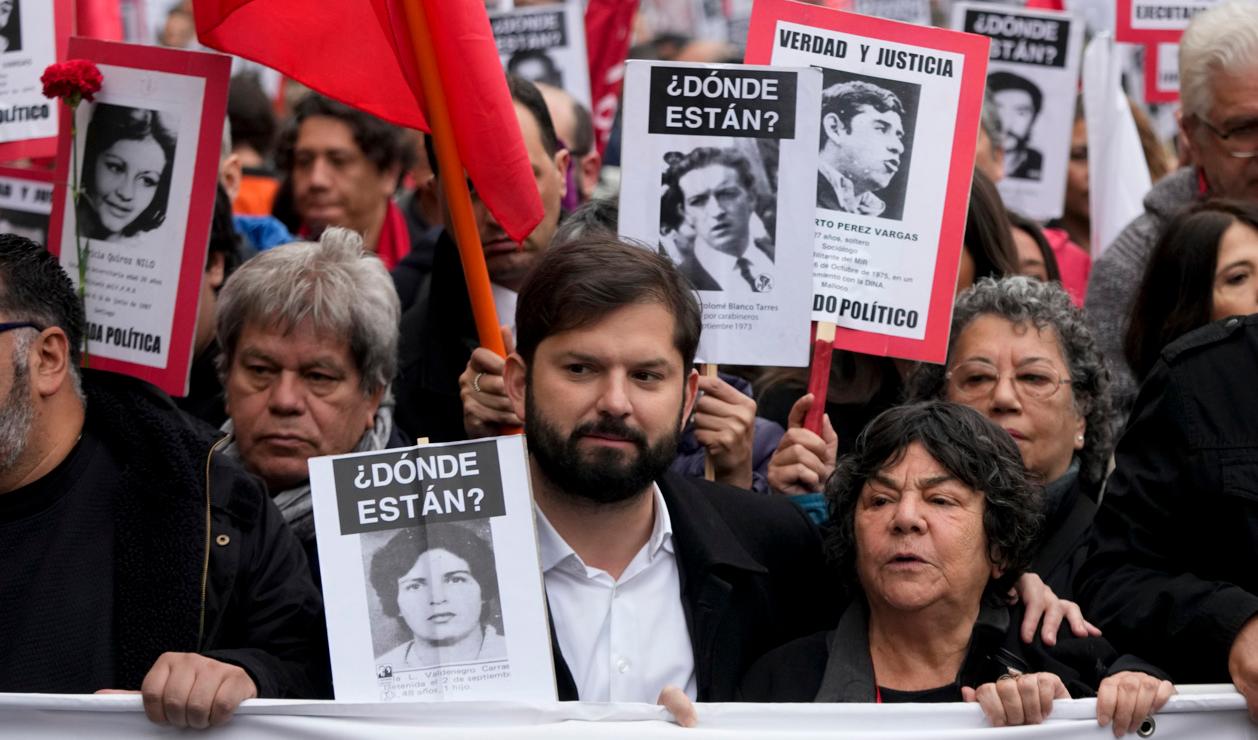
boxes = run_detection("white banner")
[0,691,1252,739]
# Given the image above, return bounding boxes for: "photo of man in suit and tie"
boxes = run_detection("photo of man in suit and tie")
[659,146,776,294]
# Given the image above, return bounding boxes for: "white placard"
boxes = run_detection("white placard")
[490,0,592,107]
[955,3,1085,222]
[0,0,59,151]
[309,435,556,704]
[618,60,820,367]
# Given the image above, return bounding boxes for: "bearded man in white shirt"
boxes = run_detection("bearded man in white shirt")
[502,237,832,702]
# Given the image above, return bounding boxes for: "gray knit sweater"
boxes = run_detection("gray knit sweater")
[1084,167,1199,424]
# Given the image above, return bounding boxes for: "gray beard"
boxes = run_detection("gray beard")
[0,349,33,475]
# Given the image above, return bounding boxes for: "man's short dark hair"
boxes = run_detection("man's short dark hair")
[425,74,559,180]
[275,92,414,179]
[570,100,595,158]
[820,80,905,149]
[515,238,702,374]
[823,401,1042,597]
[664,147,755,195]
[552,197,618,246]
[987,71,1043,116]
[227,73,278,160]
[0,234,84,369]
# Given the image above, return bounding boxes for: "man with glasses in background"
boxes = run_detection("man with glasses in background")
[1085,0,1258,419]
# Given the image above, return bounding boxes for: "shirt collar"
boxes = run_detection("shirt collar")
[818,159,887,216]
[534,483,672,574]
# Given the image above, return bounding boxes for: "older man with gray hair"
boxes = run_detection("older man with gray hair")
[218,226,409,579]
[1085,0,1258,420]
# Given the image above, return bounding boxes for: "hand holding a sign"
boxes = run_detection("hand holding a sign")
[693,372,758,490]
[767,393,837,495]
[460,326,522,438]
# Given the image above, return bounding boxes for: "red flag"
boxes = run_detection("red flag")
[193,0,542,244]
[585,0,639,157]
[78,0,125,40]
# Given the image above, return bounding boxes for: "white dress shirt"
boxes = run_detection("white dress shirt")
[535,485,697,702]
[491,283,517,335]
[693,236,775,293]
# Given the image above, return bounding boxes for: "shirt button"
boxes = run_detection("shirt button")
[617,658,630,673]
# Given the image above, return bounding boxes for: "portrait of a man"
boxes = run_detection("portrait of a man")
[987,71,1044,181]
[662,146,775,293]
[816,80,907,218]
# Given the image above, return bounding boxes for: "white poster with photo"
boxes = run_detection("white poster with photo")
[0,0,66,158]
[955,3,1085,221]
[749,10,987,358]
[46,40,228,396]
[309,435,556,704]
[618,60,820,367]
[0,167,52,247]
[58,69,202,369]
[490,0,592,107]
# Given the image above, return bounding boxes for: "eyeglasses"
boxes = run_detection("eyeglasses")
[1195,116,1258,159]
[0,321,41,335]
[946,360,1071,402]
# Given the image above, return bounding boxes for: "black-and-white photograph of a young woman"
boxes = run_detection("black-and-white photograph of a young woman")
[658,140,778,293]
[77,103,178,243]
[366,522,507,671]
[0,0,21,54]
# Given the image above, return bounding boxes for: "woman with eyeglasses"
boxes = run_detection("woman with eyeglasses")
[908,276,1113,596]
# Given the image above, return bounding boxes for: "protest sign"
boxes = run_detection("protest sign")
[1144,43,1179,103]
[46,38,229,396]
[618,60,821,367]
[747,0,988,364]
[309,435,556,704]
[0,165,52,247]
[1115,0,1223,44]
[0,0,72,161]
[491,0,591,107]
[955,3,1084,221]
[852,0,932,26]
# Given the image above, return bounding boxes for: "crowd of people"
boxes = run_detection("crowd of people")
[4,0,1258,733]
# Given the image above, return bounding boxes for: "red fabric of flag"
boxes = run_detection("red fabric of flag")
[194,0,542,243]
[585,0,639,157]
[78,0,125,41]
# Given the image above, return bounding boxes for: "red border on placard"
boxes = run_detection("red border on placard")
[0,0,74,162]
[45,38,231,397]
[1144,43,1179,104]
[0,164,55,185]
[1116,0,1191,45]
[746,0,989,365]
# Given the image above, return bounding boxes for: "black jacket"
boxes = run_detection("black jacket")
[86,371,329,697]
[1030,468,1098,598]
[1075,315,1258,683]
[740,597,1165,702]
[393,230,479,443]
[550,473,841,702]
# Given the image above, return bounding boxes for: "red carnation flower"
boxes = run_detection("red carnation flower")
[40,59,104,106]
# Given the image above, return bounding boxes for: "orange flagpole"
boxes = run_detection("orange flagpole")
[398,0,507,359]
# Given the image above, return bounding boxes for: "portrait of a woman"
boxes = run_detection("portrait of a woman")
[0,0,21,54]
[369,523,507,670]
[77,103,178,243]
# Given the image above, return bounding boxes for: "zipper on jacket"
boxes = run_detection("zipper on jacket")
[198,436,228,649]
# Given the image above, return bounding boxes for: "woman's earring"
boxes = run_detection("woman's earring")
[1075,434,1084,444]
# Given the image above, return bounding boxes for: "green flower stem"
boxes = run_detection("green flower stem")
[68,98,89,367]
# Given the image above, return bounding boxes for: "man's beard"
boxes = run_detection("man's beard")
[524,385,682,506]
[0,345,34,475]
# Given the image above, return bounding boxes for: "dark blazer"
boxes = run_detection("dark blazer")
[740,598,1166,703]
[817,172,841,211]
[1076,314,1258,683]
[550,473,841,701]
[676,249,722,292]
[1007,148,1044,180]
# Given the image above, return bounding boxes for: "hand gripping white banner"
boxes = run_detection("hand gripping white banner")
[0,689,1252,739]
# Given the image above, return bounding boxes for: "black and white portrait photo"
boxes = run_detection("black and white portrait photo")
[0,0,21,54]
[507,48,564,90]
[987,70,1044,181]
[659,141,778,293]
[77,103,179,244]
[364,522,508,672]
[817,69,919,221]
